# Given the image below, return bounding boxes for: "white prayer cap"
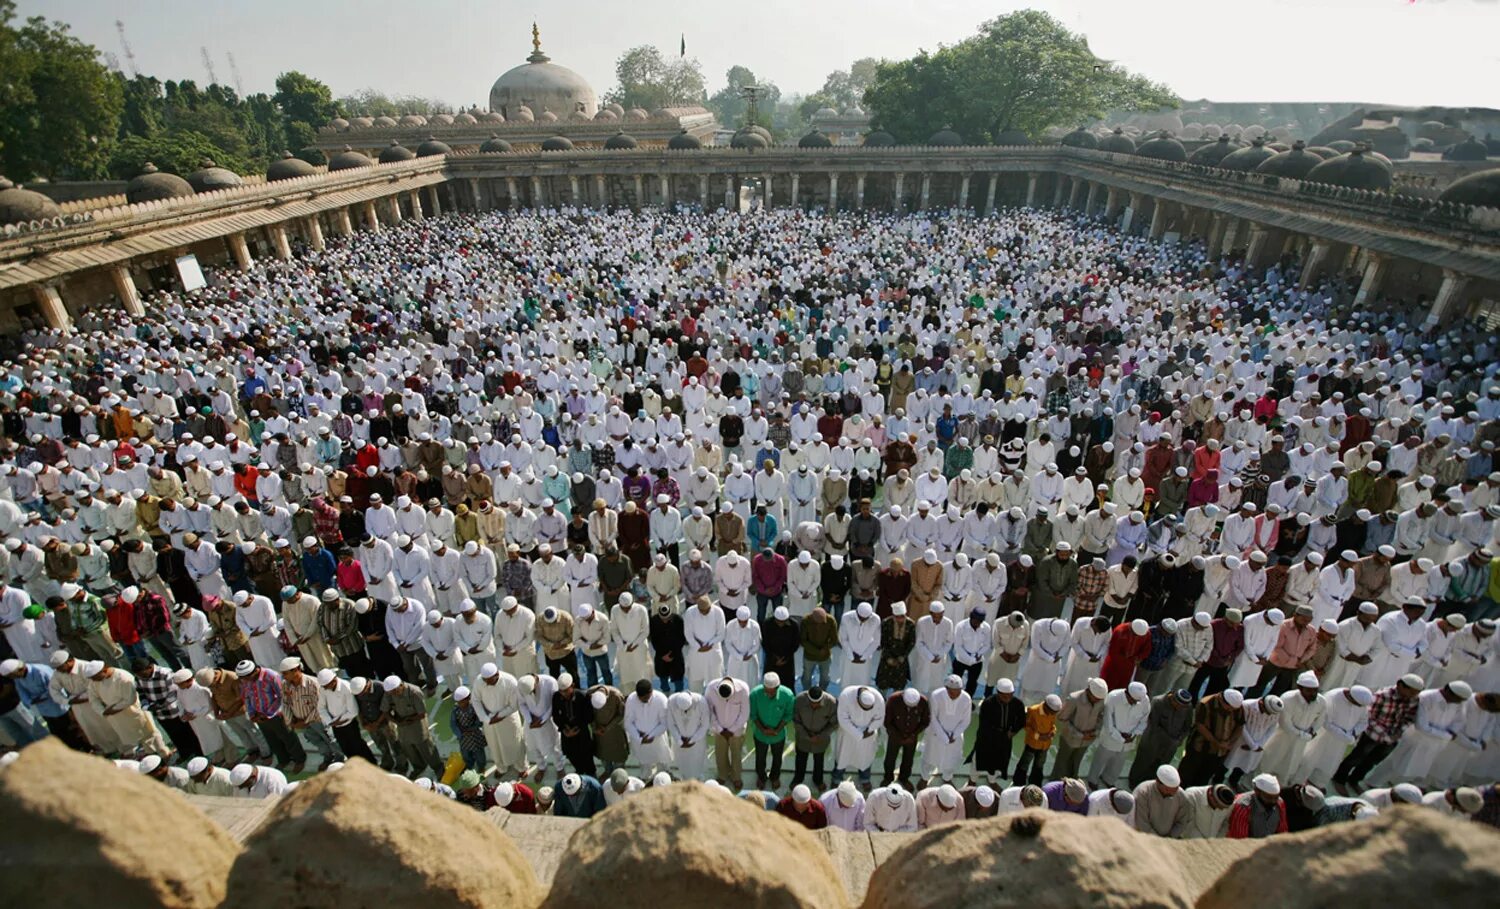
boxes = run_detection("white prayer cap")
[1044,694,1063,710]
[1447,680,1474,699]
[350,677,369,695]
[902,688,920,707]
[138,754,163,774]
[561,774,583,796]
[736,606,751,621]
[763,672,780,689]
[1392,783,1423,804]
[1296,671,1320,688]
[494,782,516,806]
[1251,774,1280,796]
[773,606,790,621]
[792,784,812,804]
[1223,689,1244,708]
[937,785,960,809]
[591,690,607,709]
[229,764,255,787]
[856,602,873,619]
[1130,619,1149,635]
[1127,681,1147,700]
[885,786,905,807]
[186,757,209,776]
[1400,673,1425,689]
[382,675,402,692]
[60,583,81,599]
[944,674,963,690]
[669,691,693,710]
[930,601,945,614]
[480,663,499,680]
[858,687,877,708]
[996,678,1015,694]
[837,781,858,807]
[234,660,256,677]
[975,785,997,808]
[1349,685,1374,705]
[892,602,907,617]
[1455,787,1484,813]
[1262,695,1284,714]
[1156,765,1180,787]
[1087,678,1108,698]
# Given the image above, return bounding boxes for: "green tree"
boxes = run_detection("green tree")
[107,128,253,180]
[707,66,778,129]
[865,11,1176,145]
[274,70,340,153]
[812,57,879,111]
[338,90,456,118]
[0,1,123,181]
[604,46,706,110]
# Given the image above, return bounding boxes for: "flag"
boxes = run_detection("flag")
[680,34,685,57]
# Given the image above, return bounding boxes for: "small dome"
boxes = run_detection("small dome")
[540,135,575,151]
[328,145,374,171]
[478,111,504,123]
[397,114,427,127]
[1443,136,1489,162]
[1305,147,1393,191]
[573,109,594,121]
[1438,167,1500,207]
[1306,145,1339,160]
[730,130,767,149]
[267,150,318,182]
[1219,136,1277,171]
[798,128,832,148]
[1060,127,1098,149]
[454,112,478,125]
[625,108,648,121]
[480,134,514,153]
[1136,133,1187,162]
[814,106,839,119]
[1241,124,1266,141]
[350,116,374,128]
[928,127,963,146]
[1180,124,1204,140]
[862,129,896,147]
[379,140,416,163]
[1100,127,1135,154]
[649,109,671,120]
[668,129,703,150]
[1255,140,1321,179]
[994,128,1031,146]
[537,109,558,122]
[1326,139,1356,153]
[846,106,865,117]
[603,130,639,150]
[373,115,397,127]
[513,106,535,122]
[416,136,452,157]
[594,109,619,121]
[1202,124,1223,139]
[1412,137,1436,151]
[328,117,350,131]
[0,176,63,225]
[185,158,243,193]
[430,113,454,125]
[605,102,624,117]
[1189,135,1236,166]
[125,163,195,203]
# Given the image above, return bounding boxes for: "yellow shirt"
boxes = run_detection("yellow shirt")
[1024,703,1058,751]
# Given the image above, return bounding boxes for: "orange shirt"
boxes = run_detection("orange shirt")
[1023,703,1058,751]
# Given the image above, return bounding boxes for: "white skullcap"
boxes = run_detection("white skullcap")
[1156,764,1180,787]
[773,606,789,621]
[996,678,1015,694]
[1252,773,1281,795]
[902,688,920,707]
[1131,619,1149,635]
[837,780,858,807]
[138,754,162,774]
[186,756,209,776]
[975,785,997,807]
[591,690,607,709]
[792,784,812,803]
[561,774,582,796]
[229,764,255,787]
[937,785,960,809]
[480,662,499,680]
[1044,694,1063,710]
[382,675,401,692]
[1297,671,1320,688]
[858,688,877,708]
[1127,681,1147,699]
[1223,689,1245,708]
[1087,678,1108,698]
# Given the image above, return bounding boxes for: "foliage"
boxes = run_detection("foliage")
[864,11,1177,145]
[0,0,124,181]
[603,46,707,111]
[107,128,253,180]
[707,66,779,130]
[274,71,340,155]
[338,89,456,118]
[116,76,289,173]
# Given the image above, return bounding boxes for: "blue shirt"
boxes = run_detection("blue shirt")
[555,776,608,818]
[14,664,66,718]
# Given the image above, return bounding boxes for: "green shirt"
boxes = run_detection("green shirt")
[748,684,795,744]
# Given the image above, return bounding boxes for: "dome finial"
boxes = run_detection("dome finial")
[528,22,549,63]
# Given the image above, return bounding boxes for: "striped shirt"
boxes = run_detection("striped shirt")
[281,674,322,724]
[239,668,284,720]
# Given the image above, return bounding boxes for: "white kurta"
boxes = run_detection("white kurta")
[1228,616,1282,689]
[609,603,652,687]
[624,690,673,771]
[923,688,973,778]
[913,616,954,695]
[834,687,885,771]
[838,613,881,688]
[1292,688,1370,787]
[236,596,287,667]
[668,694,712,780]
[473,672,526,774]
[454,613,498,685]
[723,619,762,684]
[1257,691,1326,782]
[1019,621,1070,700]
[682,607,726,690]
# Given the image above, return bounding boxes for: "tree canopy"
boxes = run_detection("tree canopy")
[603,46,707,111]
[864,11,1177,145]
[706,66,779,130]
[338,89,456,118]
[797,57,879,121]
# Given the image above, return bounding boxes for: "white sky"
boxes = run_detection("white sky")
[16,0,1500,108]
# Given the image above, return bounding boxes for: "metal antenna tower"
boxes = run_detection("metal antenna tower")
[200,47,218,85]
[115,20,139,77]
[226,51,244,95]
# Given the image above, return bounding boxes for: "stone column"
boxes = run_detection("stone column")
[659,174,670,207]
[469,178,482,211]
[698,174,709,207]
[110,265,144,317]
[31,283,71,332]
[790,173,801,209]
[985,173,999,215]
[268,224,292,260]
[596,174,607,208]
[763,174,773,208]
[1121,192,1144,232]
[228,231,254,268]
[1068,179,1085,210]
[919,173,931,211]
[532,176,545,208]
[569,175,581,206]
[724,174,736,210]
[1148,200,1169,240]
[408,191,425,221]
[1205,214,1229,258]
[1353,254,1388,308]
[828,173,839,213]
[1053,176,1067,208]
[428,185,442,216]
[362,200,381,231]
[506,177,520,209]
[1244,225,1274,269]
[633,174,644,209]
[894,173,905,212]
[334,209,354,237]
[386,195,403,225]
[1425,269,1472,328]
[305,215,325,252]
[855,172,866,209]
[1298,239,1333,289]
[1025,172,1039,208]
[958,173,971,211]
[1085,182,1102,217]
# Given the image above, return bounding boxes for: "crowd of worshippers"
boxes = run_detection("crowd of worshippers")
[0,205,1497,839]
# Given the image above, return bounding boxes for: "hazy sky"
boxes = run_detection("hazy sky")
[15,0,1500,108]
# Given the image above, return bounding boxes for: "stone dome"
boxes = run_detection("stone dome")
[1100,127,1135,154]
[125,163,195,204]
[605,102,624,117]
[479,134,514,153]
[512,105,535,122]
[572,109,594,122]
[328,117,350,131]
[1306,145,1339,160]
[814,106,839,119]
[1306,147,1393,191]
[327,145,374,171]
[1202,124,1223,138]
[1438,167,1500,207]
[373,115,397,127]
[1255,140,1321,178]
[798,128,832,148]
[1412,137,1436,151]
[185,159,243,193]
[429,113,454,125]
[454,112,478,125]
[540,135,575,151]
[928,127,964,146]
[350,116,374,128]
[537,109,558,122]
[1219,136,1277,171]
[846,106,865,117]
[415,136,452,157]
[1443,136,1490,162]
[489,33,598,121]
[1061,127,1098,149]
[625,108,649,121]
[0,177,63,225]
[862,129,897,147]
[730,130,768,149]
[994,128,1031,146]
[397,114,427,127]
[594,109,619,121]
[603,130,639,150]
[1327,139,1356,153]
[1181,123,1204,139]
[667,129,703,150]
[266,151,317,182]
[478,111,504,123]
[378,140,416,163]
[1136,133,1187,161]
[1189,136,1237,166]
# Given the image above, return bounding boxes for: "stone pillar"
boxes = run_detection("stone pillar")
[228,231,254,268]
[1298,239,1333,289]
[659,174,670,207]
[855,172,866,209]
[531,176,545,208]
[1025,172,1039,208]
[698,174,708,207]
[469,178,482,211]
[919,173,931,211]
[985,173,999,215]
[407,191,424,221]
[334,209,354,237]
[506,177,520,209]
[110,265,144,317]
[1244,225,1275,269]
[596,174,607,208]
[1425,269,1472,328]
[1205,214,1228,257]
[958,173,971,211]
[305,215,325,252]
[268,224,292,260]
[894,173,905,212]
[428,185,442,216]
[763,174,773,208]
[569,175,581,206]
[362,200,381,231]
[1053,176,1067,208]
[724,174,736,210]
[1068,179,1085,209]
[828,173,839,213]
[1120,192,1144,232]
[1148,201,1170,240]
[1353,254,1389,308]
[790,173,801,209]
[31,283,71,332]
[633,174,644,209]
[1105,188,1123,222]
[386,195,403,225]
[1085,182,1102,217]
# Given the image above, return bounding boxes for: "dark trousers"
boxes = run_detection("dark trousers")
[1254,663,1301,697]
[546,652,579,679]
[1012,746,1049,786]
[256,714,308,766]
[953,659,983,696]
[331,721,375,763]
[754,738,784,784]
[159,715,202,760]
[44,711,92,752]
[1189,664,1231,698]
[561,730,598,778]
[883,740,918,786]
[792,748,826,788]
[1178,747,1227,787]
[1333,734,1397,787]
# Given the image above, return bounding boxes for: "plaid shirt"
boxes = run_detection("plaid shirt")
[132,592,172,640]
[1075,565,1108,607]
[501,557,534,596]
[240,668,284,720]
[1365,686,1419,744]
[652,476,681,506]
[135,665,183,719]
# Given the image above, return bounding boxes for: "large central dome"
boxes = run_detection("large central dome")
[489,25,598,121]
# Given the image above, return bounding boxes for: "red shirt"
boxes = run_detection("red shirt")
[775,797,828,830]
[106,597,142,645]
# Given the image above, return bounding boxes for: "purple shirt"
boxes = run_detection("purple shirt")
[1042,781,1089,814]
[753,553,788,596]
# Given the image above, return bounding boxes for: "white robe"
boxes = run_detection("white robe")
[1258,691,1326,782]
[1228,616,1282,689]
[682,607,726,690]
[609,603,652,688]
[922,689,973,778]
[1020,621,1070,700]
[668,694,712,780]
[838,613,881,688]
[625,690,673,772]
[834,687,885,771]
[1293,688,1369,787]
